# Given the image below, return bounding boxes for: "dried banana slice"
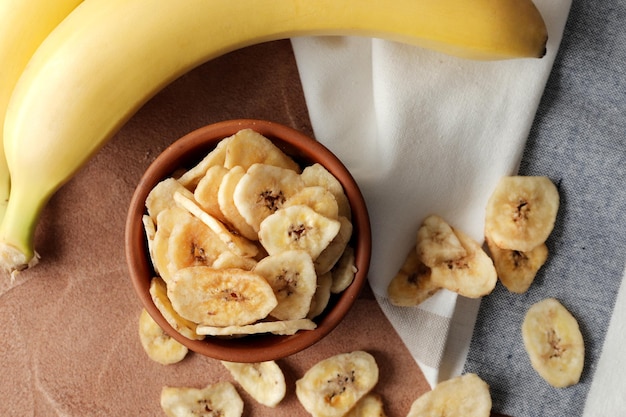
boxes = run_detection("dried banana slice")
[224,128,300,172]
[485,175,559,252]
[211,251,257,271]
[308,271,333,319]
[345,392,387,417]
[160,382,243,417]
[146,177,196,222]
[221,360,286,408]
[194,164,229,222]
[151,207,193,283]
[167,214,229,272]
[149,276,204,340]
[217,165,258,240]
[387,246,440,307]
[142,214,156,241]
[174,192,258,258]
[522,298,584,388]
[259,205,341,260]
[315,216,353,275]
[233,163,305,233]
[301,163,352,220]
[142,214,158,271]
[284,186,340,220]
[430,228,497,298]
[296,350,379,417]
[138,308,188,365]
[416,214,467,267]
[486,236,548,294]
[177,135,231,189]
[151,227,171,281]
[253,250,318,321]
[330,245,358,294]
[406,373,491,417]
[196,318,317,336]
[167,266,277,327]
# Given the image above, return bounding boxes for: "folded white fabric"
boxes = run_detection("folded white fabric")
[291,0,571,387]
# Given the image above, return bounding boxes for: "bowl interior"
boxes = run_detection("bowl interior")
[126,119,371,362]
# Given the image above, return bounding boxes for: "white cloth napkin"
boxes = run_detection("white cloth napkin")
[291,0,571,387]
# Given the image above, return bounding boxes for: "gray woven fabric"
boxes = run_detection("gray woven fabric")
[463,1,626,416]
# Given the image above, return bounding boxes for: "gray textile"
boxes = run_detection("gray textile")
[463,1,626,416]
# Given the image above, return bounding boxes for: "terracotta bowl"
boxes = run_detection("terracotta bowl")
[125,119,371,362]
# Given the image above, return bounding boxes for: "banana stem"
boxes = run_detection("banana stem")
[0,183,45,275]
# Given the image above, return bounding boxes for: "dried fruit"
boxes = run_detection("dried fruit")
[253,250,318,320]
[167,266,277,327]
[522,298,584,388]
[138,308,188,365]
[221,360,286,407]
[486,237,548,293]
[387,246,439,307]
[484,176,559,252]
[429,228,497,298]
[296,351,379,417]
[416,214,467,268]
[406,373,491,417]
[160,382,243,417]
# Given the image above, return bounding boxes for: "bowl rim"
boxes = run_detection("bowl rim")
[125,118,371,362]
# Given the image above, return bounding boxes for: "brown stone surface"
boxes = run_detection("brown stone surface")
[0,40,440,416]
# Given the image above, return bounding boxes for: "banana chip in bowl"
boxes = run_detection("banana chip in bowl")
[126,119,371,362]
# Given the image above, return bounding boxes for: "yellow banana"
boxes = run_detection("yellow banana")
[0,0,547,274]
[0,0,83,226]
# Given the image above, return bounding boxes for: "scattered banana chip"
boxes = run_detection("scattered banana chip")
[486,237,548,294]
[484,175,559,252]
[253,250,318,321]
[296,351,379,417]
[406,373,491,417]
[429,228,497,298]
[138,308,188,365]
[522,298,584,388]
[390,215,495,303]
[416,214,467,268]
[196,318,317,336]
[160,382,243,417]
[167,266,278,327]
[344,392,387,417]
[223,128,301,172]
[221,360,286,407]
[150,276,204,340]
[259,204,341,260]
[387,246,440,307]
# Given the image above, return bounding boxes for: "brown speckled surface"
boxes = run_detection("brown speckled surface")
[0,40,438,417]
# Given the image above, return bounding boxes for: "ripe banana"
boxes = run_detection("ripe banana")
[0,0,548,274]
[0,0,83,225]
